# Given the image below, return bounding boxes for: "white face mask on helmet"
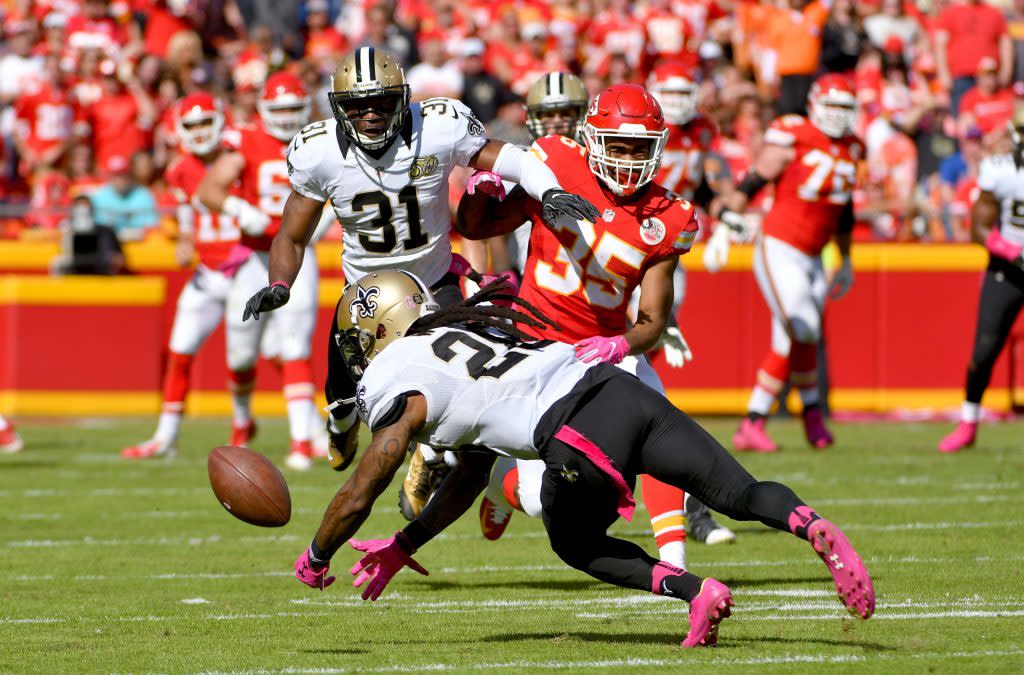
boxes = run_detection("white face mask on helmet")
[582,123,668,196]
[650,78,698,125]
[809,83,858,138]
[258,97,312,142]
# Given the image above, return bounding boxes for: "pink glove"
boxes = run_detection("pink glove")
[466,170,507,201]
[448,252,481,281]
[574,335,629,365]
[218,243,253,279]
[349,533,429,601]
[294,549,336,590]
[480,270,520,308]
[985,229,1023,262]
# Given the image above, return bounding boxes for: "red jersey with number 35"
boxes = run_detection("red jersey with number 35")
[656,115,717,199]
[518,134,699,343]
[165,151,242,270]
[226,121,290,251]
[762,115,863,256]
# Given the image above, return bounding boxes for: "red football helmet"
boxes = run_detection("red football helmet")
[175,92,225,156]
[258,71,312,142]
[581,84,668,196]
[808,73,857,139]
[648,61,698,125]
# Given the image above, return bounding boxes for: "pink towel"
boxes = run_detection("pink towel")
[553,425,636,521]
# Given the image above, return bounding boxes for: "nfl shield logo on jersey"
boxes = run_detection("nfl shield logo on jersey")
[640,217,666,245]
[602,209,616,222]
[350,286,381,319]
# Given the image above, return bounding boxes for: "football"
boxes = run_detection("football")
[208,445,291,527]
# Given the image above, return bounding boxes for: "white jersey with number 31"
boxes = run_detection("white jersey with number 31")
[286,98,488,286]
[978,154,1024,247]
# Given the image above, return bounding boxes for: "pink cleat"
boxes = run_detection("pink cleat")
[807,518,875,620]
[121,438,175,459]
[229,420,257,447]
[938,421,977,453]
[802,407,834,449]
[732,418,779,452]
[682,578,733,647]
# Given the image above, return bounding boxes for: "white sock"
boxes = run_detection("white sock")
[658,540,687,569]
[962,402,980,424]
[748,386,776,416]
[419,444,440,463]
[287,397,315,442]
[154,412,182,446]
[232,393,252,427]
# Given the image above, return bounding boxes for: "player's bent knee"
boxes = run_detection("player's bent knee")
[789,318,820,344]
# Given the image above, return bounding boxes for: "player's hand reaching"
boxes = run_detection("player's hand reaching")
[466,170,507,201]
[222,196,271,236]
[295,549,336,590]
[828,258,854,301]
[718,208,753,243]
[574,335,629,365]
[659,327,694,369]
[242,281,290,321]
[702,226,731,273]
[349,533,429,601]
[541,189,600,226]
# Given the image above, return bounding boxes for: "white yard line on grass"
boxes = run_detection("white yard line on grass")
[200,648,1024,674]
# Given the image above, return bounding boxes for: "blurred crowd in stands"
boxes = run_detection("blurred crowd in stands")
[1,0,1023,249]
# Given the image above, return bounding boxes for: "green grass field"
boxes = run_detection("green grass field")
[1,417,1023,673]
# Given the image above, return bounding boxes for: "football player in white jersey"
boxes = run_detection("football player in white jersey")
[939,107,1024,452]
[289,271,875,648]
[240,48,599,504]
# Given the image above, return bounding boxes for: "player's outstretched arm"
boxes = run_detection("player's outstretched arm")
[720,140,792,219]
[196,152,268,238]
[295,394,428,591]
[268,189,324,287]
[627,255,679,355]
[469,140,599,225]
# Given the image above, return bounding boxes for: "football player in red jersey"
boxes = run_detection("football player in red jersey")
[0,414,23,454]
[198,72,325,470]
[123,93,256,459]
[456,83,732,567]
[720,74,862,452]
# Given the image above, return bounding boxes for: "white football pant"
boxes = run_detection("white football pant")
[753,235,827,356]
[168,265,233,356]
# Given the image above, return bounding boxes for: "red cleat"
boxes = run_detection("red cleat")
[807,518,875,619]
[285,440,314,471]
[733,417,779,452]
[121,438,174,459]
[479,496,513,540]
[0,423,24,454]
[938,421,977,453]
[802,407,834,449]
[682,578,733,647]
[229,420,257,447]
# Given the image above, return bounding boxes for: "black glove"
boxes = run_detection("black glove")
[541,188,600,226]
[242,282,290,321]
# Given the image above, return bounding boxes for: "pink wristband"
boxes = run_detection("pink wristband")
[985,230,1022,261]
[270,280,291,290]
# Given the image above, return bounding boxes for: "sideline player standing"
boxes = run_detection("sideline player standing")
[239,49,599,493]
[457,83,733,564]
[123,93,253,459]
[721,74,862,452]
[198,72,323,470]
[290,272,876,648]
[939,107,1024,452]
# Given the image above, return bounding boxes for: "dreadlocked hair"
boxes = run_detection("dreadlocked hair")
[407,279,559,344]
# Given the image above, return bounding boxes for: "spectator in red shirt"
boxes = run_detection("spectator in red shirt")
[12,56,77,176]
[66,0,126,55]
[640,0,699,72]
[304,0,347,76]
[143,0,193,58]
[79,59,157,171]
[958,56,1015,136]
[933,0,1012,113]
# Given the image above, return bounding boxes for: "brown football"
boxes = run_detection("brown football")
[208,445,291,527]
